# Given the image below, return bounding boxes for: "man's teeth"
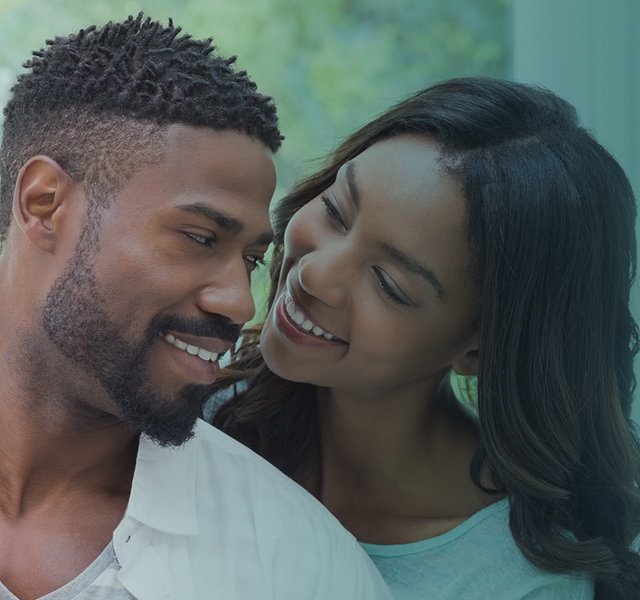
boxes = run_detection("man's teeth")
[160,333,219,363]
[284,293,337,340]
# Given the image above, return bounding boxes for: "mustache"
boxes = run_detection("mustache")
[148,314,241,346]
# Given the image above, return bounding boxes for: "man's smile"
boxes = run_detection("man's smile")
[159,331,233,363]
[157,330,236,385]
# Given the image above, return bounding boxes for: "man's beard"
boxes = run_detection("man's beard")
[41,247,240,447]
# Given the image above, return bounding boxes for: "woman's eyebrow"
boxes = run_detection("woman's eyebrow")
[345,161,360,210]
[380,241,446,297]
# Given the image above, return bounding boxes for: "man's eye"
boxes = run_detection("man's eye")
[187,232,214,247]
[245,255,266,270]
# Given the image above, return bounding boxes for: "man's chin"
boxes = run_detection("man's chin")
[139,417,198,447]
[115,383,211,448]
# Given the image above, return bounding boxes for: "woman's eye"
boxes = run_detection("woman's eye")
[374,268,410,307]
[187,232,214,247]
[321,195,346,229]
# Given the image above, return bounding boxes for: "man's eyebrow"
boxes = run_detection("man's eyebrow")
[256,231,275,246]
[177,203,243,235]
[345,161,360,210]
[177,202,273,247]
[380,242,446,298]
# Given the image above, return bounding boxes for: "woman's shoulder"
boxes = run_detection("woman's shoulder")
[360,499,594,600]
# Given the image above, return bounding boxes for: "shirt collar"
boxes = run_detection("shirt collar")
[124,421,202,536]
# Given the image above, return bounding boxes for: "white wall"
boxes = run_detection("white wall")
[512,0,640,426]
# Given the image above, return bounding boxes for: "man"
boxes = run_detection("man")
[0,14,391,600]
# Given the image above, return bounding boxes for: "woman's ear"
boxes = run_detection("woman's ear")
[13,156,75,253]
[451,337,479,377]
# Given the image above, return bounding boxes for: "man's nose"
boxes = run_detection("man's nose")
[196,260,256,325]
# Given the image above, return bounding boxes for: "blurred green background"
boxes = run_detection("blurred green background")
[0,0,510,192]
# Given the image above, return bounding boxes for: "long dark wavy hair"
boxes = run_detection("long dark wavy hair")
[212,77,640,599]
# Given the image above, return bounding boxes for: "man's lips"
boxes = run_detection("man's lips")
[161,331,234,357]
[158,331,230,385]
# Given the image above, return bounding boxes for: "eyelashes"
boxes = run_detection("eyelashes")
[187,232,214,247]
[320,194,409,307]
[321,194,346,229]
[185,232,266,270]
[245,255,267,269]
[374,268,409,306]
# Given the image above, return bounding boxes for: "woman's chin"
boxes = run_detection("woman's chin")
[261,335,307,383]
[259,325,319,385]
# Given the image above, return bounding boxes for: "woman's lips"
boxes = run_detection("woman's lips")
[274,292,346,347]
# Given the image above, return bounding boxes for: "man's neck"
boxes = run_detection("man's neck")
[0,390,138,600]
[0,400,138,518]
[0,320,138,518]
[0,268,139,599]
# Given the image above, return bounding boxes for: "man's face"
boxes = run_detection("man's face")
[41,125,276,446]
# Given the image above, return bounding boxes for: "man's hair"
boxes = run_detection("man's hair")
[0,13,283,239]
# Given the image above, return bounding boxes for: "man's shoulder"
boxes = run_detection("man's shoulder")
[190,419,349,533]
[172,420,392,598]
[194,421,338,510]
[128,420,392,599]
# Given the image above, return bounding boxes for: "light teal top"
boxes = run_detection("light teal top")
[360,499,594,600]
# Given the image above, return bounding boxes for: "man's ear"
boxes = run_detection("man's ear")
[13,156,76,253]
[451,336,479,377]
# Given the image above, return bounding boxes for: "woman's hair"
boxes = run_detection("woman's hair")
[212,77,640,599]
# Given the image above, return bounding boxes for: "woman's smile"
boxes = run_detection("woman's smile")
[273,285,347,347]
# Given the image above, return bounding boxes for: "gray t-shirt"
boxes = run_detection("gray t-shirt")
[0,543,134,600]
[360,499,594,600]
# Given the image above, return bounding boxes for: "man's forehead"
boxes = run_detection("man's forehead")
[160,124,276,194]
[97,125,276,237]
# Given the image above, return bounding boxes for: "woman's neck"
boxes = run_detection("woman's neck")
[301,379,498,544]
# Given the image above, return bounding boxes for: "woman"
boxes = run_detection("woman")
[208,78,640,599]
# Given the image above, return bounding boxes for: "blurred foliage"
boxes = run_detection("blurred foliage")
[0,0,510,186]
[450,371,478,410]
[0,0,508,403]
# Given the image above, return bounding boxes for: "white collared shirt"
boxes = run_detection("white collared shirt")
[111,419,393,600]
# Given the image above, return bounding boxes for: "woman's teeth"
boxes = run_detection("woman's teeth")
[285,293,337,340]
[159,332,219,362]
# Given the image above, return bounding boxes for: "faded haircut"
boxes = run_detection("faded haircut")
[0,13,282,239]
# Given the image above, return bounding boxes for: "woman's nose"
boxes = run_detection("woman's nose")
[297,244,350,308]
[285,199,354,308]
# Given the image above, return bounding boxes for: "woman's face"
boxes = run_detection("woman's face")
[260,135,480,396]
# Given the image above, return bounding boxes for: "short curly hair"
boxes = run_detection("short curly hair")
[0,13,283,239]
